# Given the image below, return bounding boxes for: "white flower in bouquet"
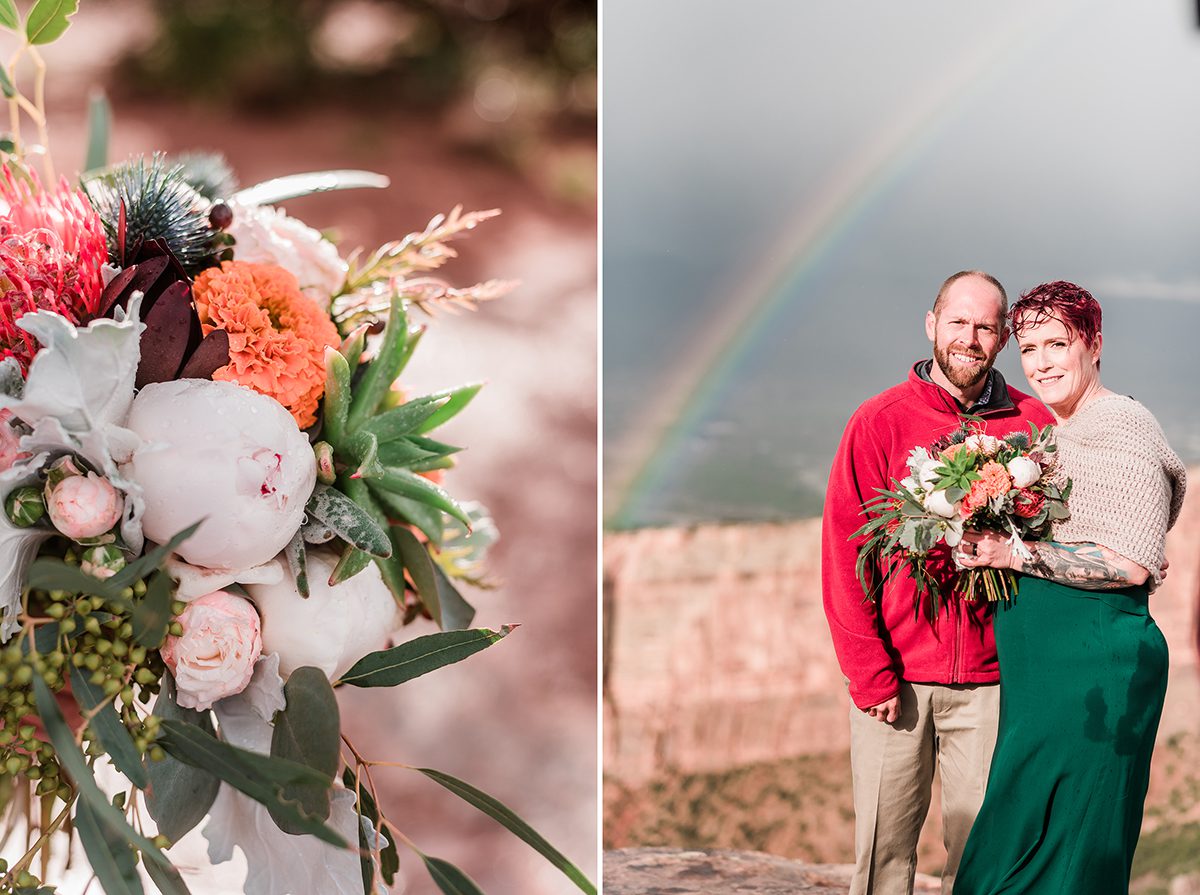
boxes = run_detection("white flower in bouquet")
[964,433,1000,456]
[246,548,402,680]
[917,458,945,491]
[922,487,959,518]
[226,200,348,307]
[122,379,316,572]
[162,590,263,711]
[1007,455,1041,489]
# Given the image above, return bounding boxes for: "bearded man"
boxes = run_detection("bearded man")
[821,270,1052,895]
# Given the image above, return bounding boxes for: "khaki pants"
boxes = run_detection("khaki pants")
[848,681,1000,895]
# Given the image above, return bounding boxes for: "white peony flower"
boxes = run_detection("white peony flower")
[1007,456,1041,489]
[923,488,959,518]
[246,549,402,680]
[226,200,347,307]
[122,379,316,572]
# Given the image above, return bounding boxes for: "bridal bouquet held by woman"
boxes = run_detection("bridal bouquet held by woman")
[951,281,1187,895]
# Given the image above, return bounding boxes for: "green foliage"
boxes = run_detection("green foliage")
[269,667,340,833]
[420,853,487,895]
[342,768,400,888]
[69,664,148,788]
[25,0,77,45]
[74,799,145,895]
[417,767,596,894]
[0,0,18,31]
[338,626,512,689]
[158,719,347,847]
[144,677,220,843]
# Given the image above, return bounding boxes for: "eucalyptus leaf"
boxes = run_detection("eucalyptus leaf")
[158,719,347,847]
[109,521,203,590]
[392,526,440,626]
[131,569,173,648]
[26,557,122,602]
[269,667,340,834]
[416,768,596,895]
[25,0,77,44]
[0,0,17,30]
[145,676,220,843]
[342,768,399,886]
[421,854,486,895]
[31,677,180,879]
[338,626,513,688]
[74,799,145,895]
[431,561,476,632]
[69,665,148,788]
[306,484,391,559]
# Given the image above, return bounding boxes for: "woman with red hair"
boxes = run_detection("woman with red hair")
[952,281,1186,894]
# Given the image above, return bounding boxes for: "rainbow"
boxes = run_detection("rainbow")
[605,4,1079,528]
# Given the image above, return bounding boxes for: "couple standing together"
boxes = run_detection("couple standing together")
[822,272,1188,895]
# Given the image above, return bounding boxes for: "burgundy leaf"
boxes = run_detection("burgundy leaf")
[178,329,230,380]
[118,198,127,267]
[136,282,194,388]
[126,255,172,315]
[99,265,139,316]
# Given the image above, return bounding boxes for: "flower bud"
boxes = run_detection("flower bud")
[45,472,124,542]
[314,441,337,485]
[5,486,46,527]
[80,545,127,579]
[923,488,959,518]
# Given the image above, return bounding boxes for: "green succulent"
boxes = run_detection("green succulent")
[295,295,483,630]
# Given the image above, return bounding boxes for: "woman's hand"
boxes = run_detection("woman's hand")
[956,529,1019,570]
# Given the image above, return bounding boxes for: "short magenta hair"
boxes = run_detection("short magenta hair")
[1010,280,1102,348]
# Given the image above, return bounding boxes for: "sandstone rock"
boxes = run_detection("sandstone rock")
[604,847,941,894]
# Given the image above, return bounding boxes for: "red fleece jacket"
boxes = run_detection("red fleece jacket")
[822,363,1053,710]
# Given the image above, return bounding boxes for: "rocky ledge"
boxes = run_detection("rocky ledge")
[604,847,941,894]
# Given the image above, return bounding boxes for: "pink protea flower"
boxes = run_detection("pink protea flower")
[0,166,109,371]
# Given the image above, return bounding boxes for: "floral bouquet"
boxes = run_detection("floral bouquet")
[0,5,593,895]
[851,418,1071,619]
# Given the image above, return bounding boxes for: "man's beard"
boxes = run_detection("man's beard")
[933,339,991,389]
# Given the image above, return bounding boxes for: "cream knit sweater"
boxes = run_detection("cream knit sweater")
[1050,393,1187,586]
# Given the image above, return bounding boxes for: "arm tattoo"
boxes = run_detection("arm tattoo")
[1022,542,1132,590]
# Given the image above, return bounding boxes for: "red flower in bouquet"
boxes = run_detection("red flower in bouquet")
[1013,488,1045,519]
[0,168,108,370]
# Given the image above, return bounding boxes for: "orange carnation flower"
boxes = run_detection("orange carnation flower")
[979,461,1013,499]
[960,479,990,518]
[193,261,340,428]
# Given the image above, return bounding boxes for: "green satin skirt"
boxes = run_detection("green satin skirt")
[954,575,1168,895]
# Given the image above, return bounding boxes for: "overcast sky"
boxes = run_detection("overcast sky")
[603,0,1200,527]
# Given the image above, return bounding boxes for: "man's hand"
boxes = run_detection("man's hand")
[864,695,900,724]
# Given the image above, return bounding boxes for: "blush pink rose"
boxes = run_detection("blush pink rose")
[162,590,263,711]
[45,472,124,540]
